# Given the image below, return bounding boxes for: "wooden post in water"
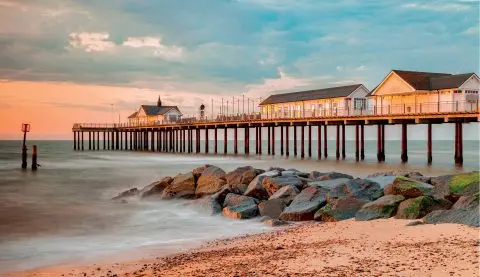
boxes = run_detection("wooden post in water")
[377,124,382,162]
[224,127,228,154]
[205,128,209,153]
[259,127,262,155]
[401,124,408,163]
[360,124,365,160]
[341,124,346,160]
[355,124,359,161]
[300,125,305,158]
[21,123,30,169]
[280,126,284,156]
[308,125,312,158]
[323,125,328,158]
[267,126,271,155]
[293,126,297,157]
[32,145,38,171]
[317,125,322,159]
[285,126,289,157]
[336,125,340,160]
[381,124,386,161]
[427,124,432,164]
[88,132,92,150]
[73,131,77,151]
[271,126,275,156]
[81,132,84,151]
[234,126,238,155]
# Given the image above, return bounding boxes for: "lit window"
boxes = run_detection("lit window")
[354,98,366,110]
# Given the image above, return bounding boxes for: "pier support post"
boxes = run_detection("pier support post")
[81,132,84,151]
[103,132,106,150]
[455,122,463,166]
[111,131,115,151]
[285,126,289,157]
[88,132,92,150]
[427,123,432,164]
[336,125,340,160]
[244,127,249,155]
[317,125,322,159]
[308,125,312,158]
[267,126,271,155]
[401,124,408,163]
[381,125,386,161]
[255,127,259,154]
[360,124,365,160]
[97,132,100,150]
[214,128,218,154]
[259,127,262,155]
[280,126,284,156]
[377,125,382,162]
[224,127,228,154]
[129,132,132,151]
[355,125,360,161]
[300,125,305,158]
[205,128,209,153]
[116,131,119,150]
[234,126,238,154]
[183,129,186,153]
[151,130,155,152]
[323,125,328,158]
[341,124,346,160]
[271,126,275,156]
[293,126,298,157]
[73,132,77,150]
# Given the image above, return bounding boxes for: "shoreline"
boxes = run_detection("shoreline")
[5,218,479,277]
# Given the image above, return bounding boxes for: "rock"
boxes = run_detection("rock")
[430,172,480,202]
[268,167,285,172]
[329,178,384,201]
[313,172,353,181]
[195,166,227,197]
[244,171,281,200]
[406,220,424,226]
[262,175,304,196]
[314,196,369,222]
[258,199,286,219]
[226,166,262,193]
[161,172,196,199]
[383,176,433,198]
[258,216,272,222]
[193,197,222,215]
[355,195,405,221]
[264,219,290,227]
[211,186,232,206]
[269,185,300,205]
[282,169,309,178]
[365,176,396,189]
[424,193,479,227]
[309,171,323,179]
[192,164,211,179]
[309,178,351,190]
[279,186,329,221]
[141,177,174,198]
[367,171,424,178]
[112,188,139,200]
[222,193,259,219]
[395,196,444,219]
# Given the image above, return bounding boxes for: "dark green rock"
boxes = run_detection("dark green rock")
[395,196,444,219]
[383,176,433,198]
[355,195,405,221]
[314,196,368,222]
[424,193,479,227]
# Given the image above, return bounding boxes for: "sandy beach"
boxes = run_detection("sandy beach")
[5,218,479,277]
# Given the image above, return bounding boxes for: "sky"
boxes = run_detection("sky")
[0,0,479,139]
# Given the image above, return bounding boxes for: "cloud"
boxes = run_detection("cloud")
[463,26,479,36]
[68,32,116,53]
[401,3,471,12]
[244,67,311,97]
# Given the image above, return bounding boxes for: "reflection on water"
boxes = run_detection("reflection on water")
[0,140,478,273]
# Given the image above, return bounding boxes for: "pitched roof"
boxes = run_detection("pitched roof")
[259,84,364,105]
[391,70,475,90]
[141,105,181,116]
[128,111,138,118]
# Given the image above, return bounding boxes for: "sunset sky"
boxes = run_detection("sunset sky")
[0,0,479,140]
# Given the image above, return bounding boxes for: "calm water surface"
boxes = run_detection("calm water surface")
[0,139,478,273]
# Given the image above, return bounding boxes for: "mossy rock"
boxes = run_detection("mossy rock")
[431,172,480,202]
[449,172,479,194]
[314,196,368,222]
[355,195,405,221]
[395,196,443,219]
[384,176,433,198]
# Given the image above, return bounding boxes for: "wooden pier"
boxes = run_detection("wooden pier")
[72,107,479,166]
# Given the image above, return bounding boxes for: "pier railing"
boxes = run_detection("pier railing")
[73,100,479,129]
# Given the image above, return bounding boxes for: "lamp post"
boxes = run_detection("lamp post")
[21,123,30,169]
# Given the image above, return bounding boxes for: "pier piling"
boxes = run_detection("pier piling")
[341,124,346,160]
[355,124,359,161]
[285,126,289,157]
[336,125,340,160]
[323,125,328,158]
[280,126,284,156]
[271,126,275,156]
[293,126,298,157]
[401,124,408,163]
[427,123,432,164]
[360,124,365,160]
[300,125,305,158]
[317,125,321,159]
[308,125,312,158]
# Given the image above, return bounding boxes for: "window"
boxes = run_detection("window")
[354,98,366,110]
[465,90,479,94]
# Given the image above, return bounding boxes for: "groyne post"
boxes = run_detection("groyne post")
[32,145,38,171]
[401,124,408,163]
[21,123,30,169]
[300,125,305,158]
[341,124,346,159]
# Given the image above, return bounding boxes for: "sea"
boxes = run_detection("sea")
[0,139,478,274]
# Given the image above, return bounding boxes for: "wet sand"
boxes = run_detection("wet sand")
[6,218,479,277]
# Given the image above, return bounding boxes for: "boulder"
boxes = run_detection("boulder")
[262,175,304,196]
[193,197,222,215]
[141,177,174,198]
[161,172,196,199]
[222,193,259,219]
[258,199,286,219]
[244,170,281,200]
[279,186,329,221]
[430,172,479,202]
[195,166,227,197]
[313,172,353,181]
[329,178,384,201]
[355,195,405,221]
[367,171,424,178]
[192,164,211,179]
[211,186,232,206]
[383,176,433,198]
[268,167,285,172]
[282,169,309,178]
[314,196,369,222]
[226,166,263,193]
[395,196,444,219]
[309,178,351,190]
[263,219,290,227]
[424,193,479,227]
[365,176,396,189]
[112,188,139,200]
[269,185,300,205]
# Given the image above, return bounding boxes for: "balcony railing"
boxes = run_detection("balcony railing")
[73,100,479,129]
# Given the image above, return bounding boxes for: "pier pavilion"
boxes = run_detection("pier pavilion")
[127,96,183,125]
[72,69,479,166]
